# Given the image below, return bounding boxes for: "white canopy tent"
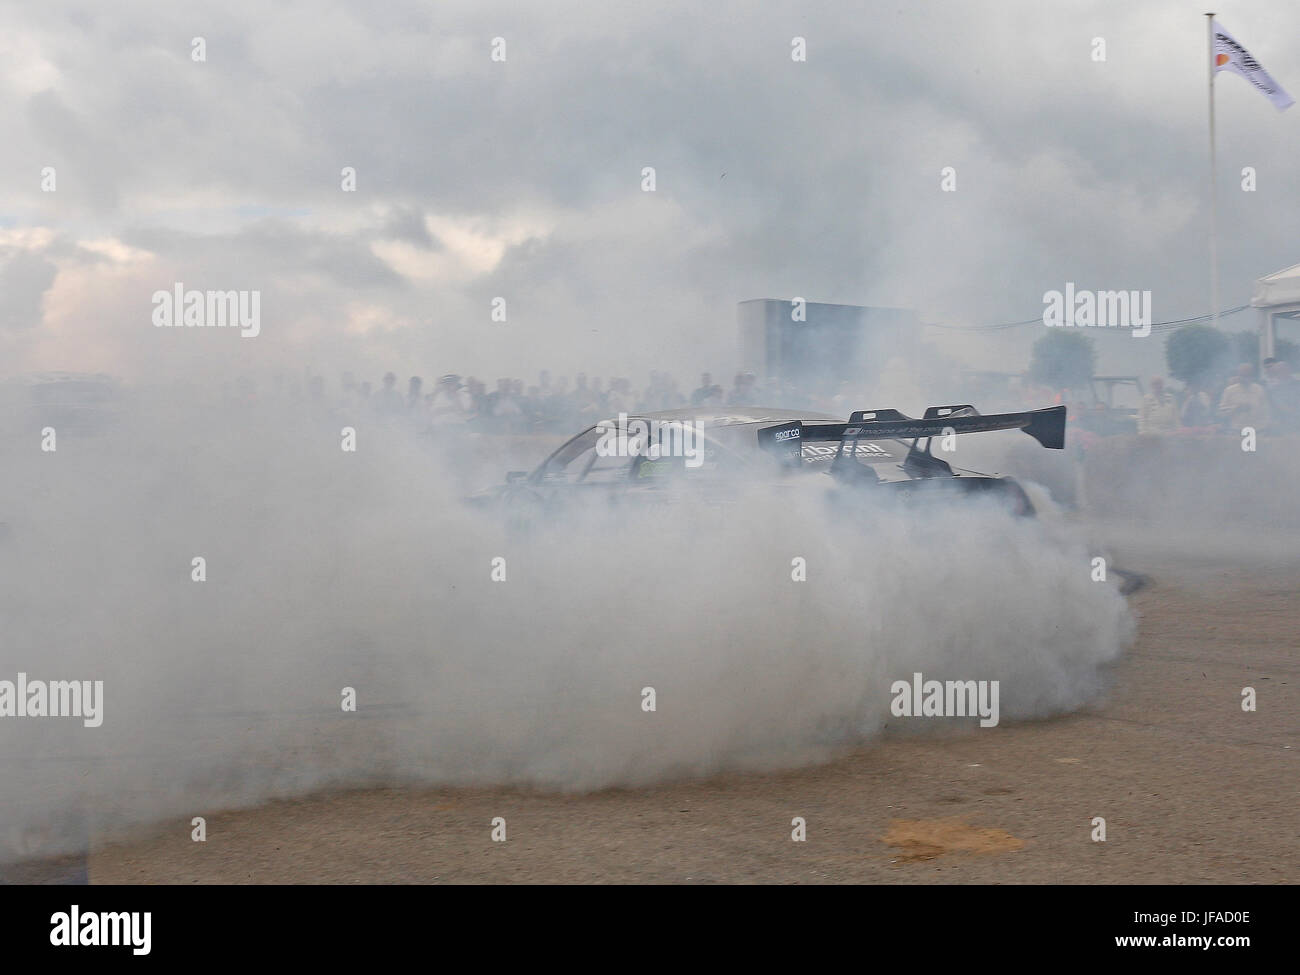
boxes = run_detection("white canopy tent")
[1253,262,1300,361]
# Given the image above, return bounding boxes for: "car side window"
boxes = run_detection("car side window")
[580,449,635,482]
[541,428,599,478]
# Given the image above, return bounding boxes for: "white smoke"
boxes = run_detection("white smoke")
[0,387,1134,862]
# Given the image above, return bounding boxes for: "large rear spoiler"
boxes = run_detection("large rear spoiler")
[757,404,1067,463]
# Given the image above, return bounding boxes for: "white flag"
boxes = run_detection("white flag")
[1212,20,1293,110]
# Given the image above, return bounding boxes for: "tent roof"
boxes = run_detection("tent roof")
[1253,262,1300,308]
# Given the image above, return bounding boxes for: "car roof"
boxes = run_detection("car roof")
[537,406,922,481]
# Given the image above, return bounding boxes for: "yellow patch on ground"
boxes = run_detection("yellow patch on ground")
[882,817,1025,863]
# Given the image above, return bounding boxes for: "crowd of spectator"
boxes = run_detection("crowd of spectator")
[282,369,823,434]
[1137,358,1300,435]
[233,357,1300,441]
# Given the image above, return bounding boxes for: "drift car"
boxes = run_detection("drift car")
[480,403,1067,518]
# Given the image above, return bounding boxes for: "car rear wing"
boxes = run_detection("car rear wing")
[757,405,1067,465]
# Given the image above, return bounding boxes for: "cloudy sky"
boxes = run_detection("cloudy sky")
[1,0,1297,384]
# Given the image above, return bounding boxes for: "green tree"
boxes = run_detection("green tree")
[1028,331,1096,391]
[1164,325,1231,386]
[1230,330,1299,370]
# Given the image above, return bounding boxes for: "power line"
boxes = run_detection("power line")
[923,303,1252,334]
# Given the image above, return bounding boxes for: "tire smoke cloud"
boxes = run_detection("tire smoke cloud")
[0,388,1133,862]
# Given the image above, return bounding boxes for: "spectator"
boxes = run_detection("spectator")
[605,377,631,415]
[1179,380,1215,429]
[511,378,531,428]
[1138,377,1179,434]
[727,371,757,405]
[489,377,523,432]
[465,377,487,419]
[551,375,570,423]
[691,373,714,406]
[376,371,403,414]
[1218,364,1270,431]
[429,374,471,426]
[1264,357,1300,426]
[572,373,599,422]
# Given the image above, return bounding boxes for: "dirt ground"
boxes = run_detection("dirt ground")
[48,542,1293,885]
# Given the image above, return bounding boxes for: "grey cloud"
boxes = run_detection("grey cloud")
[1,0,1297,380]
[0,250,57,331]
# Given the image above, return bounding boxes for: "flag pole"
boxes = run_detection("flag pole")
[1206,12,1220,330]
